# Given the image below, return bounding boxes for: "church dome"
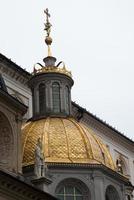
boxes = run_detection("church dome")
[22,117,115,170]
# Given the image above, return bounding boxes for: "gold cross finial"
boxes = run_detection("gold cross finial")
[44,8,52,56]
[44,8,52,37]
[44,8,50,22]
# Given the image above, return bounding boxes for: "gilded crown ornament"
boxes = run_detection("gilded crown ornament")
[33,63,72,77]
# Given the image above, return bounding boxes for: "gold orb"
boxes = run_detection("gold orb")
[45,36,52,45]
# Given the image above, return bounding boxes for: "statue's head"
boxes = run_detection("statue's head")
[37,137,42,149]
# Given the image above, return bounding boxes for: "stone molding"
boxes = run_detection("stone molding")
[0,170,57,200]
[0,59,30,86]
[47,162,132,186]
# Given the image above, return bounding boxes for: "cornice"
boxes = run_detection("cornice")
[47,162,133,187]
[0,170,57,200]
[0,53,31,85]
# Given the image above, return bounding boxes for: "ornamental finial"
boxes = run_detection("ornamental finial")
[44,8,52,56]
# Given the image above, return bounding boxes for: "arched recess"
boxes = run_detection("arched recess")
[39,83,46,114]
[55,178,90,200]
[52,82,61,113]
[65,85,70,115]
[105,185,120,200]
[0,111,13,168]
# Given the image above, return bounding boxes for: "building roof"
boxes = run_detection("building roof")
[72,102,134,145]
[0,53,31,78]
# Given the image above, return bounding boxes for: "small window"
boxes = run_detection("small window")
[52,82,61,113]
[39,83,46,114]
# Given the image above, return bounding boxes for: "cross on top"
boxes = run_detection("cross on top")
[44,8,50,23]
[44,8,52,37]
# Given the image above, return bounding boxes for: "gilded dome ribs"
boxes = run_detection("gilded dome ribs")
[22,118,115,170]
[82,125,115,170]
[61,119,72,162]
[22,121,38,165]
[96,138,115,170]
[69,119,92,160]
[48,118,68,161]
[83,126,104,163]
[90,133,106,164]
[43,118,50,158]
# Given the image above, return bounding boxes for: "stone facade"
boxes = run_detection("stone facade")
[0,88,27,173]
[23,163,133,200]
[0,54,32,121]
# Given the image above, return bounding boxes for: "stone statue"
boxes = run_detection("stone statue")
[116,158,123,174]
[34,138,44,178]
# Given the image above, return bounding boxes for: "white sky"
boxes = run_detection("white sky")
[0,0,134,140]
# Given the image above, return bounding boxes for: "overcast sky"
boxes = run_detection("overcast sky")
[0,0,134,140]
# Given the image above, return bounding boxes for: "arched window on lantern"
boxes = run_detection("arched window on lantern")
[65,86,70,115]
[52,82,61,113]
[39,83,46,115]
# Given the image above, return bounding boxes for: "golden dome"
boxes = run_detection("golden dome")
[22,117,115,170]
